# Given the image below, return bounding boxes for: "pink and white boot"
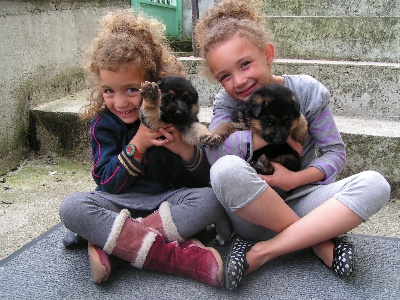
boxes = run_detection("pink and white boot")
[89,202,223,286]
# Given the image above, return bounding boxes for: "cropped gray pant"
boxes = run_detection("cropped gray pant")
[59,187,231,248]
[210,155,391,241]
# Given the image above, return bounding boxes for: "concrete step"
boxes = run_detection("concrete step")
[262,0,400,16]
[259,1,400,63]
[29,90,400,198]
[29,90,91,160]
[182,58,400,122]
[267,16,400,63]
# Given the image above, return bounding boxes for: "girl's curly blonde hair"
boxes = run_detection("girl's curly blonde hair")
[81,8,185,119]
[194,0,273,80]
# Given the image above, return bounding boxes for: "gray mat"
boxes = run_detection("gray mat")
[1,224,399,300]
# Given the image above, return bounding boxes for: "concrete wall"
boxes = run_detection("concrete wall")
[0,0,129,174]
[0,0,209,174]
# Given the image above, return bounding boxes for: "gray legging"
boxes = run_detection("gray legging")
[210,155,391,241]
[59,187,232,247]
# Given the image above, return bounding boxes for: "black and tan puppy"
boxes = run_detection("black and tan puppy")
[139,76,220,188]
[139,76,222,146]
[217,84,309,175]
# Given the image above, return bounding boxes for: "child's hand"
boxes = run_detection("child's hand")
[158,126,195,162]
[258,162,297,191]
[130,123,165,155]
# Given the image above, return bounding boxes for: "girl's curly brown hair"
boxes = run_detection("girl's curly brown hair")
[81,8,185,120]
[194,0,273,80]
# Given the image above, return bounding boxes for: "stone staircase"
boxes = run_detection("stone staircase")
[29,0,400,197]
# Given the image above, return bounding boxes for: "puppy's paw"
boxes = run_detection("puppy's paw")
[234,122,248,130]
[199,133,223,145]
[251,154,274,175]
[140,81,160,103]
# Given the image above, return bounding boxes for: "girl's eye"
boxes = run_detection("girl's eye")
[218,74,230,83]
[103,88,114,94]
[127,87,139,94]
[240,61,251,69]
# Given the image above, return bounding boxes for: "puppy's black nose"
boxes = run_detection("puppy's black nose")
[175,109,184,115]
[273,133,288,144]
[175,104,188,115]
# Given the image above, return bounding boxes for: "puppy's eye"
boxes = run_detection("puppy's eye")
[265,119,273,127]
[163,94,174,100]
[283,116,295,126]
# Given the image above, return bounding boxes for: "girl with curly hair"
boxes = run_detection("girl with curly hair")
[59,9,230,287]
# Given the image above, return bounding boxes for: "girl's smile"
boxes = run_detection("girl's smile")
[117,107,140,115]
[236,84,257,98]
[100,65,146,124]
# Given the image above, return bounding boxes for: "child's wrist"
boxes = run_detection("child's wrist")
[289,171,301,190]
[180,144,195,162]
[135,144,147,156]
[125,144,145,159]
[129,138,147,155]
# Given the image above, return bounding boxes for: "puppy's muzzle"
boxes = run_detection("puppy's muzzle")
[264,130,289,144]
[161,100,190,122]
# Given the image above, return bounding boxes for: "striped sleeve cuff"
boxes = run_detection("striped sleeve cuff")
[118,150,142,177]
[183,145,203,171]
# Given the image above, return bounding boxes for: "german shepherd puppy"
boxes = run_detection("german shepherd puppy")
[139,76,222,146]
[139,76,221,188]
[216,84,309,175]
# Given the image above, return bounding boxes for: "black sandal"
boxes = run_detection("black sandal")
[331,238,354,277]
[225,236,253,290]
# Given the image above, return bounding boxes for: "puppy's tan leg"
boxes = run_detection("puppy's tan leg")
[182,123,223,146]
[211,122,249,141]
[139,81,166,130]
[186,121,248,145]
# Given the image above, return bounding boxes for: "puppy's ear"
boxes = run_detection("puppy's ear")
[250,103,262,117]
[291,114,309,143]
[250,104,262,117]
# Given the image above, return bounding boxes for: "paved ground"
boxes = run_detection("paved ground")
[2,227,399,299]
[0,153,399,261]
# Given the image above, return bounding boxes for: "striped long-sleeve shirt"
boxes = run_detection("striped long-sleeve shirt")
[90,109,211,195]
[206,74,346,185]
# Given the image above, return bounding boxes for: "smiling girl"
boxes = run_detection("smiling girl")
[59,9,230,287]
[195,0,391,290]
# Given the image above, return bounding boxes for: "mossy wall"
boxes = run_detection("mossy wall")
[0,0,129,175]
